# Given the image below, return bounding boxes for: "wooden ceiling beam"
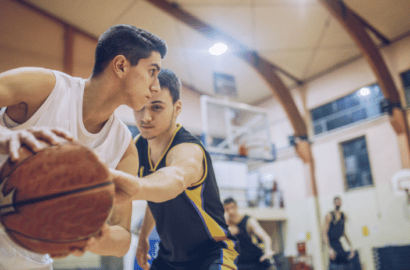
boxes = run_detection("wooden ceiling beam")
[319,0,400,104]
[349,7,390,45]
[146,0,307,137]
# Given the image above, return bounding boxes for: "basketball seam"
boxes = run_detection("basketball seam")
[0,181,114,214]
[6,227,100,243]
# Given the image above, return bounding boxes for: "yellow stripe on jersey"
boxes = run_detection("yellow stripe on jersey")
[185,186,238,266]
[148,124,182,172]
[221,247,238,269]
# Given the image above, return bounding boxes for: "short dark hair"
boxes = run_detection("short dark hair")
[223,197,237,205]
[92,24,167,77]
[334,196,341,201]
[158,68,181,104]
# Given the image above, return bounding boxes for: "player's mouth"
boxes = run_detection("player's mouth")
[141,125,154,129]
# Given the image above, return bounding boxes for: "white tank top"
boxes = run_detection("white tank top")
[0,70,132,266]
[0,70,131,169]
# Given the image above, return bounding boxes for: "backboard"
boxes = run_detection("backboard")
[200,95,274,162]
[391,169,410,206]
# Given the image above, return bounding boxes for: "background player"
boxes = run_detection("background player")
[223,197,275,270]
[322,196,355,269]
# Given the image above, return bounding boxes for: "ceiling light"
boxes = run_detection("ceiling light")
[358,87,371,97]
[209,43,228,56]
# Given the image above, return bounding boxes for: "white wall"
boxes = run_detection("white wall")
[113,35,410,270]
[253,35,410,270]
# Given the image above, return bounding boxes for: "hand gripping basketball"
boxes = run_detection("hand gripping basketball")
[0,140,114,257]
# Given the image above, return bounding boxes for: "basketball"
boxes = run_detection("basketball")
[0,140,114,257]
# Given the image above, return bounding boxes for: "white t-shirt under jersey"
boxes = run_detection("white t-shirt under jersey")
[0,69,132,270]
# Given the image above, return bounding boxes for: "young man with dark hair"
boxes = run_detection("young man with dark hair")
[0,24,166,269]
[113,69,238,270]
[322,196,355,269]
[223,197,275,270]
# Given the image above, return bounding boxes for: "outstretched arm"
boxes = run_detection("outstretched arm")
[112,143,204,203]
[247,217,275,262]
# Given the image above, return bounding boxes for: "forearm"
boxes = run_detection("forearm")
[263,237,273,253]
[91,225,131,257]
[322,232,331,248]
[133,166,186,202]
[344,234,353,249]
[139,207,155,240]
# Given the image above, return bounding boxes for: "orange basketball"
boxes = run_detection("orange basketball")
[0,141,114,257]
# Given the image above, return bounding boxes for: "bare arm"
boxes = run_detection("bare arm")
[323,213,337,260]
[0,67,56,121]
[247,217,274,261]
[136,207,156,270]
[322,213,332,248]
[113,143,204,203]
[342,215,355,258]
[86,140,137,257]
[0,68,73,159]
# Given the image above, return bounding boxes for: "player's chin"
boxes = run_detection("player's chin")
[140,132,156,140]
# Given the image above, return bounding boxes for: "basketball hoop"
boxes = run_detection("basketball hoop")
[391,170,410,221]
[391,169,410,196]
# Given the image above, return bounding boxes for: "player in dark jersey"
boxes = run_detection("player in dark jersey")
[223,197,274,270]
[322,196,355,269]
[114,68,238,269]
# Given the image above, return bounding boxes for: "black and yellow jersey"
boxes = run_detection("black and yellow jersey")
[135,125,238,265]
[235,215,270,267]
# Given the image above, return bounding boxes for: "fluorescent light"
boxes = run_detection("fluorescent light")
[358,87,371,97]
[209,43,228,56]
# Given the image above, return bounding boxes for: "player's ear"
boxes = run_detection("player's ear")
[112,55,128,78]
[174,100,182,116]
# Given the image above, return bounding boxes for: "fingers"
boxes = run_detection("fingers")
[4,127,74,162]
[50,127,74,142]
[137,254,151,270]
[28,127,73,145]
[50,254,69,259]
[7,135,21,161]
[71,248,86,257]
[260,255,268,262]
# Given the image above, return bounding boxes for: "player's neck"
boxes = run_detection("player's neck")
[234,213,244,224]
[82,76,122,134]
[148,123,179,164]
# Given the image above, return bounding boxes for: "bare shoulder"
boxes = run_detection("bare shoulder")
[166,143,204,163]
[0,67,56,106]
[1,67,55,88]
[247,216,259,228]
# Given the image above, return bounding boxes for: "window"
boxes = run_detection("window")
[213,72,237,98]
[400,69,410,107]
[311,84,385,135]
[340,136,373,190]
